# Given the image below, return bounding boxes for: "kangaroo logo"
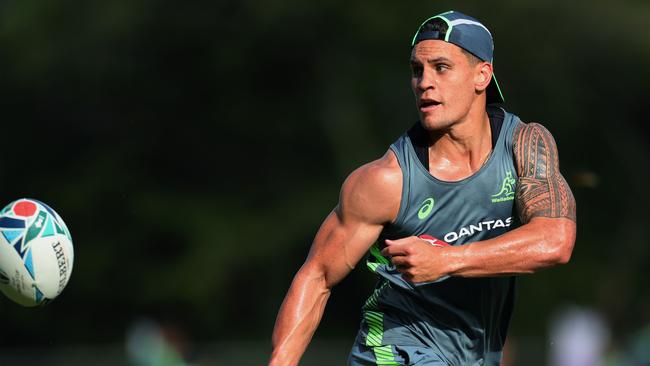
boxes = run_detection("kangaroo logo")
[491,171,516,203]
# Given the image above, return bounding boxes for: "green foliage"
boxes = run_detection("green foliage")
[0,0,648,346]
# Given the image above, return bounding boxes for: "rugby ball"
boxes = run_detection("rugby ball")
[0,199,74,306]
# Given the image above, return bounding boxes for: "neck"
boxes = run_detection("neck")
[427,102,493,179]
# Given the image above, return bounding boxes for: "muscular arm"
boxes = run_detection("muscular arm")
[268,152,401,366]
[513,122,576,222]
[384,122,576,281]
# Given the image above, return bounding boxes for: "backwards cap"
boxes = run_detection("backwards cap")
[411,11,505,104]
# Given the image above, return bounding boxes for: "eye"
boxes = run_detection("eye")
[410,64,423,77]
[435,64,449,73]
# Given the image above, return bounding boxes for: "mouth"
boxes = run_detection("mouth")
[418,98,441,113]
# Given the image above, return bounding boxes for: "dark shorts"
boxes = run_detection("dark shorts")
[347,341,447,366]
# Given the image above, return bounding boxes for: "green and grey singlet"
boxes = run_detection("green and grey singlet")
[358,107,523,365]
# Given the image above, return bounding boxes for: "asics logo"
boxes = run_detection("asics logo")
[417,198,435,220]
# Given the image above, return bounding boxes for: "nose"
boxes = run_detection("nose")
[415,67,435,92]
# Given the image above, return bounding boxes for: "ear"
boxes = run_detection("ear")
[474,62,493,93]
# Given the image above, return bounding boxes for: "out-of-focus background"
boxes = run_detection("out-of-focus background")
[0,0,649,365]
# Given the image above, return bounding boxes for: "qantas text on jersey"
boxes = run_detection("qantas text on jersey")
[443,217,513,243]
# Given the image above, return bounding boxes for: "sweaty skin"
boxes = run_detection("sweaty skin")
[269,152,402,366]
[269,40,576,366]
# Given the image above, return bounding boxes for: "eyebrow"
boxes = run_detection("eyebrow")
[410,56,454,65]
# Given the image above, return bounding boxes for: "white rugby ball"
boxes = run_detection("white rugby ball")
[0,199,74,306]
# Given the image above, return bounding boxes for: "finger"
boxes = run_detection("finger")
[384,236,418,246]
[381,243,408,257]
[390,255,410,267]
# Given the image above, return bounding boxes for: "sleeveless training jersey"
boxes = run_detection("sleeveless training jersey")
[359,107,522,365]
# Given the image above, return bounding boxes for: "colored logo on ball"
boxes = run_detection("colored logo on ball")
[13,200,37,217]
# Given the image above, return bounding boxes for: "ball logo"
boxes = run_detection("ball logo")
[0,270,9,285]
[418,198,435,220]
[51,241,69,294]
[13,201,37,217]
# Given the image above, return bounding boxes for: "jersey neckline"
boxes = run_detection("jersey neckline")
[406,106,508,186]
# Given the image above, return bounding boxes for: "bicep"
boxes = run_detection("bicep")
[513,122,576,224]
[300,156,401,287]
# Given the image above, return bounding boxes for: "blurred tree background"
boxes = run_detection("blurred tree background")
[0,0,649,364]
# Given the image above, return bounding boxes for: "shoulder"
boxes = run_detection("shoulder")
[512,120,555,142]
[512,120,557,148]
[511,121,561,171]
[338,150,402,225]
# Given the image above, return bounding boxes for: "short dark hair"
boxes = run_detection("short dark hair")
[416,18,482,66]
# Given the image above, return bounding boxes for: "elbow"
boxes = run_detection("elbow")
[296,263,335,292]
[553,239,573,264]
[548,220,576,265]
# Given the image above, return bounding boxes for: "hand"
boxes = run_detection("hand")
[381,236,451,283]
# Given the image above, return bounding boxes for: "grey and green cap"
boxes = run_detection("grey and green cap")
[411,10,505,104]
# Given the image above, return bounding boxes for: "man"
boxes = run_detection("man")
[269,10,576,366]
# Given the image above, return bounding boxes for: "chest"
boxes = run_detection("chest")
[384,153,519,245]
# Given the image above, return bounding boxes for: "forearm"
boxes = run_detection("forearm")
[269,267,331,366]
[446,217,576,277]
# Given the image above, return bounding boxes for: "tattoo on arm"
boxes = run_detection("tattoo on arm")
[513,122,576,223]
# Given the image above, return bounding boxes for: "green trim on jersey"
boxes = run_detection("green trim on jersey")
[367,245,390,273]
[364,311,384,346]
[369,245,390,265]
[364,289,399,364]
[367,262,381,272]
[364,281,389,310]
[372,345,400,365]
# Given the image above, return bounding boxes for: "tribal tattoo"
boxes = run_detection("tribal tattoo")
[512,122,576,223]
